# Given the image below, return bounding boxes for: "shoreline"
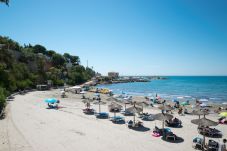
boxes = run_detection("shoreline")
[96,81,227,105]
[0,89,226,151]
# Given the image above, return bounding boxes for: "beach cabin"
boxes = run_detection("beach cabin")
[36,85,49,91]
[68,86,82,94]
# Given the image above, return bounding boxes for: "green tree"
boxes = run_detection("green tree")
[0,87,6,113]
[0,0,9,6]
[33,44,47,55]
[52,53,65,67]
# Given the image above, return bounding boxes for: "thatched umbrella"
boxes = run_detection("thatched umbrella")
[191,118,218,150]
[108,102,122,118]
[126,106,143,124]
[132,100,150,113]
[192,109,209,119]
[158,104,174,111]
[122,100,131,110]
[93,100,106,113]
[82,98,94,109]
[154,113,173,130]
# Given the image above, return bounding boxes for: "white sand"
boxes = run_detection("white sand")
[0,89,226,151]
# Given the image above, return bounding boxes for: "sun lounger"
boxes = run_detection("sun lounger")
[109,116,125,123]
[121,110,134,116]
[198,126,222,137]
[165,118,182,127]
[207,140,219,151]
[95,112,109,119]
[126,120,143,128]
[153,126,171,136]
[141,114,154,121]
[192,137,203,150]
[83,108,95,114]
[126,120,133,128]
[47,102,59,109]
[164,132,177,141]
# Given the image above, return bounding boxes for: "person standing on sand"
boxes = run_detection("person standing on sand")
[220,139,227,151]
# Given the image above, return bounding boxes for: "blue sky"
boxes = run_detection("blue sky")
[1,0,227,76]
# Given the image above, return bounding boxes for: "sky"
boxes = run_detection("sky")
[0,0,227,76]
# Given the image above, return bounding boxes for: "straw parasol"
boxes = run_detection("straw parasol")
[108,102,122,118]
[154,113,173,129]
[132,100,150,113]
[191,118,218,127]
[192,109,209,119]
[158,105,174,111]
[93,100,106,113]
[82,98,93,109]
[191,118,218,150]
[126,106,143,124]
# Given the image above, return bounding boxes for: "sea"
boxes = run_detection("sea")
[97,76,227,104]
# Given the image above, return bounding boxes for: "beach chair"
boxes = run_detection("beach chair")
[165,118,182,127]
[126,120,133,128]
[121,110,134,116]
[95,112,109,119]
[153,126,163,136]
[141,114,155,121]
[208,128,222,138]
[47,101,59,109]
[164,132,177,141]
[109,116,125,123]
[134,121,143,127]
[192,137,203,150]
[83,108,95,114]
[207,140,219,151]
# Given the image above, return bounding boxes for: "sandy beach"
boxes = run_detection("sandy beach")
[0,89,226,151]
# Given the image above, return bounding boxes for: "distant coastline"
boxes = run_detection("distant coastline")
[97,76,227,104]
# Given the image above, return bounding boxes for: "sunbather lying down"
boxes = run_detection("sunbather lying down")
[127,120,143,128]
[83,108,95,114]
[48,101,60,109]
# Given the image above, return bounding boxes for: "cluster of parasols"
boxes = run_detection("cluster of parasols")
[80,96,226,150]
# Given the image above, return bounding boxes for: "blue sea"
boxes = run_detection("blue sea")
[97,76,227,104]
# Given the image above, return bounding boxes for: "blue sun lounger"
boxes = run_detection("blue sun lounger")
[95,112,109,119]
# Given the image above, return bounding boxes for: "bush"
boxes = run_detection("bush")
[0,87,6,114]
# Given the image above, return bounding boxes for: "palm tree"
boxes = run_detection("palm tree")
[0,0,9,6]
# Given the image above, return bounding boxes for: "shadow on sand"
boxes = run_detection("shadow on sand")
[161,136,184,143]
[130,126,151,132]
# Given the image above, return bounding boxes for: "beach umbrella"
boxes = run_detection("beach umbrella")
[219,112,227,117]
[126,106,143,124]
[108,103,122,118]
[154,113,173,129]
[191,117,218,150]
[158,104,173,111]
[181,101,189,106]
[191,118,218,127]
[133,100,150,113]
[122,100,131,110]
[44,98,58,104]
[82,98,93,108]
[192,110,209,119]
[93,100,106,113]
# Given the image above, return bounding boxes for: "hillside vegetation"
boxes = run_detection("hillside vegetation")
[0,36,95,113]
